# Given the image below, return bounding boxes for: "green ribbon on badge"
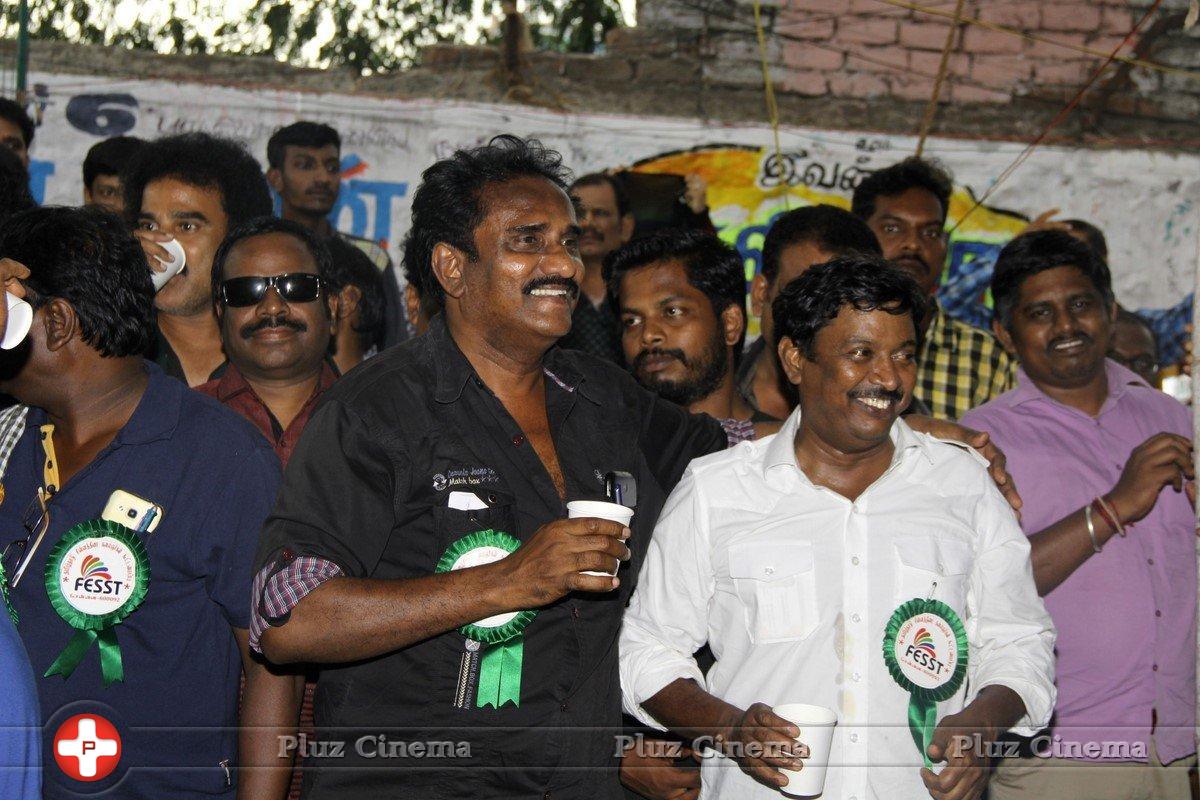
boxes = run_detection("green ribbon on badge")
[882,598,968,768]
[43,520,150,686]
[436,530,536,709]
[0,561,18,626]
[477,635,524,709]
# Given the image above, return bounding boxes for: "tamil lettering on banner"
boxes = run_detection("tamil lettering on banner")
[21,72,1199,325]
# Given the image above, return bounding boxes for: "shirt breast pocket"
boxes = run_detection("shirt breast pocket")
[728,542,819,644]
[429,489,519,550]
[892,534,971,614]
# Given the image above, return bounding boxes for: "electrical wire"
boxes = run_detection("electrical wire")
[914,0,965,156]
[950,0,1169,232]
[751,0,789,209]
[872,0,1198,80]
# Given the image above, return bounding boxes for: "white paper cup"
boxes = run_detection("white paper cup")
[1,292,32,350]
[151,238,186,291]
[566,500,633,577]
[773,703,837,798]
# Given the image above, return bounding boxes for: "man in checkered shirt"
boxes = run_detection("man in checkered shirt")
[853,157,1014,420]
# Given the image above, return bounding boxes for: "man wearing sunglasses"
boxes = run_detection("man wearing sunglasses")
[198,217,339,469]
[198,216,339,800]
[0,205,294,800]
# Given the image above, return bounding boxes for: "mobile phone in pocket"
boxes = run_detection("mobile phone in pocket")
[101,490,164,533]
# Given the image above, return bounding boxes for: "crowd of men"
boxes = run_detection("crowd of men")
[0,93,1193,800]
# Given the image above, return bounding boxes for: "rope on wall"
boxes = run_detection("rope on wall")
[914,0,966,157]
[873,0,1198,80]
[950,0,1168,232]
[752,0,790,210]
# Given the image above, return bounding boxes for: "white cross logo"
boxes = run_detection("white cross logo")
[56,718,119,778]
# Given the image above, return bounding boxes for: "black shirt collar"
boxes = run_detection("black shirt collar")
[427,314,598,405]
[428,314,475,404]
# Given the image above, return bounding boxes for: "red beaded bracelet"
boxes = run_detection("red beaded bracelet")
[1092,497,1126,537]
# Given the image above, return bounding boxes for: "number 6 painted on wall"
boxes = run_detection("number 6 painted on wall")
[65,93,138,137]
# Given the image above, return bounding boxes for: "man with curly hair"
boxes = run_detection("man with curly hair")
[251,134,728,798]
[621,257,1054,800]
[124,132,273,385]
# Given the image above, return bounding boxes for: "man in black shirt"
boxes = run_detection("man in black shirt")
[251,135,726,799]
[557,172,633,362]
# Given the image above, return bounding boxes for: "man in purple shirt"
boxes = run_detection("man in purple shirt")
[962,230,1196,799]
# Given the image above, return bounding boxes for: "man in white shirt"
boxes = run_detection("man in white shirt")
[619,256,1056,800]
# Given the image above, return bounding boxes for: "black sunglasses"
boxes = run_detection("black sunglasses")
[220,274,324,308]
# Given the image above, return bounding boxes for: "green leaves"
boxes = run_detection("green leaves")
[1,0,625,75]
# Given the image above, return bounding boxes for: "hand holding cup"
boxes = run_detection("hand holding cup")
[0,258,32,350]
[494,516,630,606]
[567,500,634,576]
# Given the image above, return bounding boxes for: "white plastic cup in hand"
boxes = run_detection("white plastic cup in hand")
[151,238,186,292]
[773,703,837,798]
[566,500,633,577]
[1,292,32,350]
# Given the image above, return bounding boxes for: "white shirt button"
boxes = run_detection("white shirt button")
[851,671,862,682]
[851,613,861,623]
[851,556,861,566]
[850,733,859,743]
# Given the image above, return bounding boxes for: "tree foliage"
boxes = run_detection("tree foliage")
[529,0,622,53]
[0,0,626,75]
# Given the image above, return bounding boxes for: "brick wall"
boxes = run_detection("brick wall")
[4,3,1195,147]
[636,0,1200,124]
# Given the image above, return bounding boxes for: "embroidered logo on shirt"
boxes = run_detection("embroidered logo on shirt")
[433,466,500,491]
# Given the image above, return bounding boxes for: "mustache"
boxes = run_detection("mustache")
[522,276,579,298]
[633,347,688,370]
[848,387,905,404]
[895,254,929,270]
[240,315,307,339]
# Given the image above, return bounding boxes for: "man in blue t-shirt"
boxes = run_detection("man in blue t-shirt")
[0,206,289,799]
[0,613,40,799]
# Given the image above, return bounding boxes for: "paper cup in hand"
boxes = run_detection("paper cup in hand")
[151,238,186,292]
[774,703,837,798]
[1,292,32,350]
[566,500,633,577]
